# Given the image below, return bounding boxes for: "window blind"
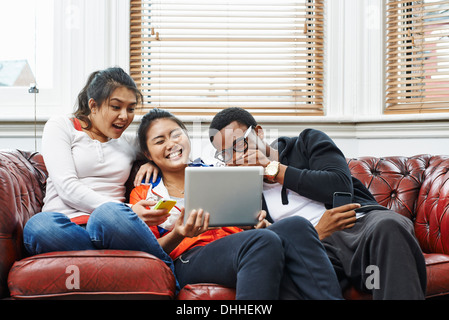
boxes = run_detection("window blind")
[130,0,324,116]
[385,0,449,113]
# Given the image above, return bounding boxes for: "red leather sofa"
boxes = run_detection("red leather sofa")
[1,149,449,299]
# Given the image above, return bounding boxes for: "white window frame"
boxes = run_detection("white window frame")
[0,0,61,119]
[324,0,448,123]
[0,0,131,121]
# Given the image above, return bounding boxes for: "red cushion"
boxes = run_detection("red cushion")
[424,253,449,298]
[177,284,236,300]
[8,250,176,299]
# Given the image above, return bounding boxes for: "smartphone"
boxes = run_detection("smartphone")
[153,199,177,212]
[333,192,353,208]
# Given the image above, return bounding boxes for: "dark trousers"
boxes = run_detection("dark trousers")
[174,216,343,300]
[322,210,427,300]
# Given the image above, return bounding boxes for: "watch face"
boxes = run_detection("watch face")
[266,162,278,176]
[266,165,276,175]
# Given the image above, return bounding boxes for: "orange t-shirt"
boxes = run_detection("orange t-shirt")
[130,185,242,259]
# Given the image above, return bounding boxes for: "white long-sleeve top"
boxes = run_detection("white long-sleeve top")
[41,116,139,220]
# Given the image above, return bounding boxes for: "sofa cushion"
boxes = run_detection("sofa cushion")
[424,253,449,298]
[7,250,176,299]
[177,283,236,300]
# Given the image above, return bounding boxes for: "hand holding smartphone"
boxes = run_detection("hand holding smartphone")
[333,192,385,212]
[153,199,177,212]
[333,192,353,208]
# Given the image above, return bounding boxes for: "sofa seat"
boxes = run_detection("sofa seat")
[177,284,236,300]
[423,253,449,298]
[176,251,449,300]
[7,250,176,300]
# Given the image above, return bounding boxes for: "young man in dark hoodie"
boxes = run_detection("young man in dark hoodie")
[209,107,426,300]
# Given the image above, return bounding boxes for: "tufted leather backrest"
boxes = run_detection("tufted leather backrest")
[347,155,449,255]
[347,155,431,220]
[414,156,449,254]
[0,150,47,298]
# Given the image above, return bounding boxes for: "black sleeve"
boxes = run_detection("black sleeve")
[282,129,354,207]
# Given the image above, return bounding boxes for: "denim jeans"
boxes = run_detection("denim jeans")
[23,202,179,291]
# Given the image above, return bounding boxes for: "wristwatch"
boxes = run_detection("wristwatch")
[264,161,280,182]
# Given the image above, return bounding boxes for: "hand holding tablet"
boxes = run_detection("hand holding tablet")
[184,167,264,227]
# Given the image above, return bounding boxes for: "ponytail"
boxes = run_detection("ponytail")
[74,71,100,129]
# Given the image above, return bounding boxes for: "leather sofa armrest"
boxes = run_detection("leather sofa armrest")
[0,150,47,297]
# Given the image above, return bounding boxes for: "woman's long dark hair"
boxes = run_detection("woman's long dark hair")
[74,67,143,129]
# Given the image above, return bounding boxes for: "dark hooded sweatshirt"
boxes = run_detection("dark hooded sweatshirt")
[263,128,379,222]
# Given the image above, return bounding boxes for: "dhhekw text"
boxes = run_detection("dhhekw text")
[176,304,272,317]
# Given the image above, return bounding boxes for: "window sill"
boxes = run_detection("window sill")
[2,113,449,140]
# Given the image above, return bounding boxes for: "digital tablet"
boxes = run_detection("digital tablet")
[184,166,264,227]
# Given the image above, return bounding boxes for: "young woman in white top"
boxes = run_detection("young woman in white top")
[23,67,178,289]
